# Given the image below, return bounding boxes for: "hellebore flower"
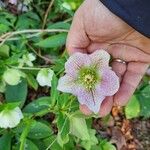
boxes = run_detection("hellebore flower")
[36,68,54,87]
[9,0,17,5]
[0,107,23,128]
[57,50,119,113]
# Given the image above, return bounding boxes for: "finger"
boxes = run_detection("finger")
[80,104,92,115]
[99,96,113,117]
[114,62,149,106]
[111,61,127,82]
[66,8,90,55]
[107,44,150,63]
[80,96,113,117]
[87,42,109,53]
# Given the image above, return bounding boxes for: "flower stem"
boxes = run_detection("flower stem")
[19,121,31,150]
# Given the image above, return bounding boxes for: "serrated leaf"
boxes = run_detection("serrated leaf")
[125,95,140,119]
[35,33,67,48]
[23,97,50,113]
[5,79,27,107]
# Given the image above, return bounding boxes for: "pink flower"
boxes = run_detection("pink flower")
[9,0,17,5]
[57,50,119,113]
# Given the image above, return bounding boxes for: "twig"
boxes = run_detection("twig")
[64,17,73,23]
[42,0,55,29]
[0,29,68,46]
[27,43,52,63]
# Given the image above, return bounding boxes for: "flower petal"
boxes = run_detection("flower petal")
[57,75,76,93]
[36,68,54,87]
[100,68,120,96]
[90,50,110,69]
[65,52,91,77]
[77,88,105,113]
[3,69,21,85]
[9,0,17,5]
[0,107,23,128]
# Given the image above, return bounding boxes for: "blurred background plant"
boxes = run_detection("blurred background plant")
[0,0,149,150]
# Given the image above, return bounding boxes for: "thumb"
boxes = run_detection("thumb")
[66,9,90,55]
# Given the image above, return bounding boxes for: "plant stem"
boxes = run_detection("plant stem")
[27,43,52,63]
[19,122,31,150]
[42,0,55,29]
[0,29,68,46]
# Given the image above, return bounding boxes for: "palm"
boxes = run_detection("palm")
[66,0,150,116]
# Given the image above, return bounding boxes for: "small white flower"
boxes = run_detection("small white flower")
[36,68,54,87]
[23,0,33,5]
[0,107,23,128]
[19,53,36,67]
[3,69,22,85]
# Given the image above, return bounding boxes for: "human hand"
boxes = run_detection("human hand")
[66,0,150,117]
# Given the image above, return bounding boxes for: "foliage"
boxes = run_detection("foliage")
[0,0,149,150]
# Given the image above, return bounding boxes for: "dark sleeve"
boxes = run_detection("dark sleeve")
[100,0,150,38]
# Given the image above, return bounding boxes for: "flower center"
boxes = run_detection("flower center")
[78,67,100,90]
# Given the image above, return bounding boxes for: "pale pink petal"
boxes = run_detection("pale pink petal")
[90,50,110,69]
[65,52,91,77]
[99,68,120,96]
[57,75,76,93]
[77,88,105,113]
[9,0,17,5]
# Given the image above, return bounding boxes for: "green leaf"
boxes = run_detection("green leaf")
[48,22,70,29]
[0,80,6,93]
[28,121,53,139]
[0,133,11,150]
[44,135,62,150]
[99,140,116,150]
[35,33,67,48]
[50,74,59,106]
[80,129,98,150]
[0,102,20,112]
[57,112,70,147]
[70,116,90,140]
[16,12,40,29]
[24,139,39,150]
[0,24,9,34]
[5,79,27,107]
[0,45,10,58]
[137,85,150,118]
[23,97,50,113]
[57,93,71,109]
[26,73,38,90]
[125,95,140,119]
[141,84,150,97]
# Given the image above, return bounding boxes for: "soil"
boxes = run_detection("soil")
[92,106,150,150]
